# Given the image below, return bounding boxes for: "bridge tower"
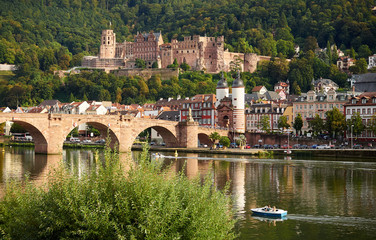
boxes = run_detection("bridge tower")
[232,71,245,133]
[215,72,229,108]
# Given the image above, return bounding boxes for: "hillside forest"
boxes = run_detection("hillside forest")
[1,0,376,107]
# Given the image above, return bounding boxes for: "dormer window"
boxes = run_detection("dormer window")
[352,99,357,104]
[373,98,376,103]
[362,98,367,104]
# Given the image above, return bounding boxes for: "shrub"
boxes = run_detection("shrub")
[0,145,236,239]
[219,136,231,148]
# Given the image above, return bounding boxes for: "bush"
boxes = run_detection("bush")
[0,145,236,239]
[219,136,231,148]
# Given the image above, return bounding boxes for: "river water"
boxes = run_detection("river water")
[1,146,376,240]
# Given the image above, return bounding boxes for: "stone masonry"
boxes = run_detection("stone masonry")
[0,113,228,154]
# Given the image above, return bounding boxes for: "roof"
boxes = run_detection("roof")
[38,100,61,107]
[232,72,244,88]
[252,86,265,92]
[157,111,180,121]
[216,73,228,88]
[353,73,376,92]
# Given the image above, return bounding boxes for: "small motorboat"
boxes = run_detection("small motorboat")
[152,152,165,159]
[251,206,287,218]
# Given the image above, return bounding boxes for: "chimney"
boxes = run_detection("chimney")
[352,85,355,96]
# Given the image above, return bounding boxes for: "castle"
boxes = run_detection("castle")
[82,29,271,73]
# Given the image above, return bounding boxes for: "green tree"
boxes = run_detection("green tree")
[347,112,365,137]
[237,134,246,147]
[135,58,146,69]
[219,136,231,148]
[293,113,303,135]
[357,45,372,59]
[151,61,159,68]
[349,58,368,74]
[325,107,346,138]
[209,132,221,148]
[308,114,324,136]
[180,62,191,72]
[167,59,178,68]
[277,116,290,131]
[368,114,376,136]
[259,115,270,133]
[10,123,27,134]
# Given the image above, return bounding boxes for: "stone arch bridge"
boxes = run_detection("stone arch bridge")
[0,113,229,154]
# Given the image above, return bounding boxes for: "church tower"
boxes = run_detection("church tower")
[231,71,245,133]
[99,29,116,59]
[215,72,229,108]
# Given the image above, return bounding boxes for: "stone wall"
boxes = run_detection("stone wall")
[245,132,287,146]
[111,68,179,81]
[0,64,16,71]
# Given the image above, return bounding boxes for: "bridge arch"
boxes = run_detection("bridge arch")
[129,125,179,149]
[1,119,48,153]
[198,133,213,147]
[62,121,120,150]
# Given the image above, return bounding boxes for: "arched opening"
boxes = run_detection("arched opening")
[0,120,48,153]
[131,126,178,148]
[223,115,230,128]
[63,121,120,150]
[198,133,213,147]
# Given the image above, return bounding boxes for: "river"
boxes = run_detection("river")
[1,146,376,240]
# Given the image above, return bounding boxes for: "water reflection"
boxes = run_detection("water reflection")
[1,148,376,239]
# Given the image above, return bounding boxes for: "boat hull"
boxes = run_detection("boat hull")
[251,207,287,218]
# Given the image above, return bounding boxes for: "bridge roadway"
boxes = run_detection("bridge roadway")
[0,113,229,154]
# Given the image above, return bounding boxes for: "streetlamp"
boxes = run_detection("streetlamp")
[351,124,354,149]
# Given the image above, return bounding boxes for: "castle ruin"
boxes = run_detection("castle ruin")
[82,29,270,73]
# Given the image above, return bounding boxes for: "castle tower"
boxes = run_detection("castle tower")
[231,71,245,133]
[99,29,116,59]
[215,72,229,107]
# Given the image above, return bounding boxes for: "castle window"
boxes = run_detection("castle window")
[213,43,215,46]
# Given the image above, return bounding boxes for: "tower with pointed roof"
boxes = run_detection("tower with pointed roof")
[215,72,229,107]
[232,71,245,133]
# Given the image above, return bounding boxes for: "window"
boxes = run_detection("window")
[373,98,376,103]
[368,108,371,114]
[362,109,366,114]
[352,99,357,104]
[362,98,367,104]
[347,109,350,115]
[309,96,313,100]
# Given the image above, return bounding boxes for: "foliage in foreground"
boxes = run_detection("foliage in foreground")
[0,147,236,239]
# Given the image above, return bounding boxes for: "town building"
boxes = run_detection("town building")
[337,56,355,72]
[313,78,339,93]
[350,73,376,92]
[274,81,290,94]
[180,94,216,127]
[245,103,288,132]
[344,92,376,142]
[368,54,376,69]
[293,90,351,132]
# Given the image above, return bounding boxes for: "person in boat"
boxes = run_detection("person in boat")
[273,206,276,212]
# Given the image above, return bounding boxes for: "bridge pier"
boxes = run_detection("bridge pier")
[178,121,199,148]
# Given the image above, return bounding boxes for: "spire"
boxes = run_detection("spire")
[216,71,228,88]
[232,70,244,88]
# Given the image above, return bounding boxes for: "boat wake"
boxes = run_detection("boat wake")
[287,214,376,229]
